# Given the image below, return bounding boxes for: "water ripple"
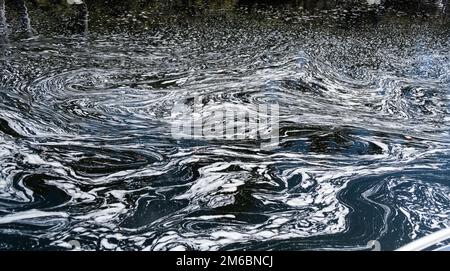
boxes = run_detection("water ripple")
[1,0,450,251]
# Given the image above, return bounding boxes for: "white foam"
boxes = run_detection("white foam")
[0,210,68,224]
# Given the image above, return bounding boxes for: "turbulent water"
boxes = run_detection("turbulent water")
[0,0,450,251]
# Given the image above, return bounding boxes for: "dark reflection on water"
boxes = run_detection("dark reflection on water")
[0,0,449,250]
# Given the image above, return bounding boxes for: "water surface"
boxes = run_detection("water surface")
[0,0,449,250]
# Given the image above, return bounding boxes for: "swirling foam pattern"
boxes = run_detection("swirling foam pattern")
[0,0,449,250]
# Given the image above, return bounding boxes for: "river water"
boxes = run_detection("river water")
[0,0,449,251]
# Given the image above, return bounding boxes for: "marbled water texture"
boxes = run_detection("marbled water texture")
[0,0,449,250]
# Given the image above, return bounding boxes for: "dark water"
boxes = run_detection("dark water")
[0,0,449,251]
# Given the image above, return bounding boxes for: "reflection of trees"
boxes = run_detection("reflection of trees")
[180,0,449,14]
[0,0,33,39]
[32,0,89,35]
[12,0,32,35]
[0,0,6,33]
[0,0,91,38]
[67,1,89,35]
[384,0,448,13]
[29,0,450,15]
[14,0,450,34]
[0,0,6,44]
